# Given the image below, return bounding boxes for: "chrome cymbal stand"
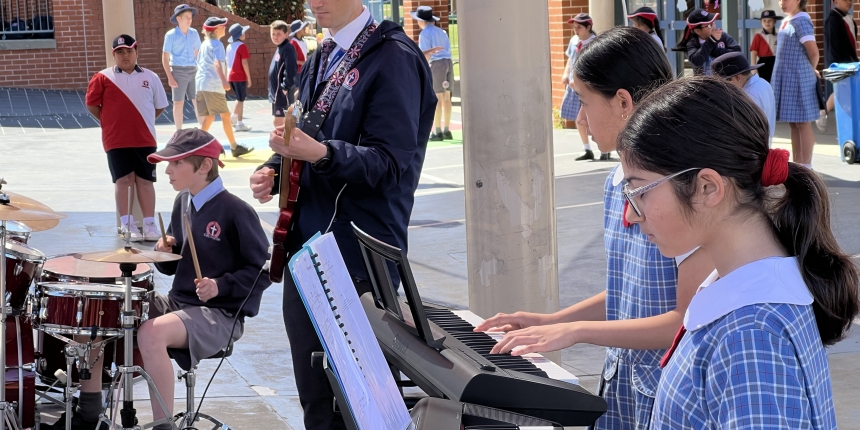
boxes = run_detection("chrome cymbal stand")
[0,219,21,430]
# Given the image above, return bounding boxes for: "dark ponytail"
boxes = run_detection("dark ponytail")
[573,26,673,104]
[672,26,696,51]
[632,15,665,47]
[618,76,860,345]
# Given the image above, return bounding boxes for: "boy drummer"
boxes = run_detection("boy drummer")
[49,129,272,430]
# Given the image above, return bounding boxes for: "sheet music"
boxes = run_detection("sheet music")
[290,233,412,430]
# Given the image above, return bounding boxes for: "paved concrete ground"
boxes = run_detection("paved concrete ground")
[2,88,860,429]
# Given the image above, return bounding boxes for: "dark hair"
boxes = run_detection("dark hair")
[618,76,860,345]
[573,26,673,103]
[186,155,219,181]
[632,15,665,47]
[760,19,778,35]
[573,21,596,36]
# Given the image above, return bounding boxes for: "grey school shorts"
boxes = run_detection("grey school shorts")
[147,292,244,371]
[170,66,197,102]
[430,58,454,94]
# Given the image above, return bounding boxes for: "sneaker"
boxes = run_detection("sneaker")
[121,224,143,242]
[429,133,444,142]
[599,152,613,161]
[234,123,252,132]
[816,110,828,132]
[231,144,254,158]
[142,222,160,242]
[44,411,109,430]
[442,130,454,140]
[230,114,238,126]
[575,150,594,161]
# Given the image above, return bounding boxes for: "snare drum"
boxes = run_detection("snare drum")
[3,221,33,244]
[4,241,45,309]
[34,283,148,337]
[41,255,153,291]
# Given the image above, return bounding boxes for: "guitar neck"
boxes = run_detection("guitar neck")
[278,114,299,208]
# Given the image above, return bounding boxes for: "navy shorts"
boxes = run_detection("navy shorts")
[106,147,157,183]
[272,103,287,118]
[229,81,247,102]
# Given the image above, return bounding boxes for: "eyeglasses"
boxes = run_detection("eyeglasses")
[622,168,701,217]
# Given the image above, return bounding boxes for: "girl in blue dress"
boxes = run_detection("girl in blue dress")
[771,0,821,167]
[560,13,604,161]
[616,76,858,429]
[476,27,715,430]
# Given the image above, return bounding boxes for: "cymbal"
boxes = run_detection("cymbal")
[1,192,64,230]
[73,247,182,264]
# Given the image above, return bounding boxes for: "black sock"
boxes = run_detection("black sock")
[77,392,103,422]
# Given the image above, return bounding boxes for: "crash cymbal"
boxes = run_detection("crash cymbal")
[1,192,63,231]
[73,247,182,264]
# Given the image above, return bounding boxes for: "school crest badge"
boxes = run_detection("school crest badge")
[344,69,360,89]
[204,221,221,241]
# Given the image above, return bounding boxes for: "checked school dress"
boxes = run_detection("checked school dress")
[772,13,820,123]
[594,166,681,430]
[560,34,595,120]
[651,258,836,429]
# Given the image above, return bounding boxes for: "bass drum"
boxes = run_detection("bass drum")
[37,334,141,386]
[5,316,35,429]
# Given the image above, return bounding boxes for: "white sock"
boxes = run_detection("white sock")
[143,217,155,226]
[237,121,244,126]
[583,143,592,151]
[120,215,135,228]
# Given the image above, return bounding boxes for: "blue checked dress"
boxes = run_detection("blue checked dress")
[651,258,836,429]
[772,13,820,123]
[560,35,594,120]
[595,166,680,430]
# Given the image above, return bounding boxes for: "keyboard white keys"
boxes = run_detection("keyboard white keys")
[451,310,579,385]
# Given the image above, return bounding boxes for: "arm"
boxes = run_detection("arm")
[86,105,101,121]
[561,56,573,86]
[804,40,820,70]
[280,45,298,96]
[686,38,711,67]
[214,59,229,89]
[155,108,165,119]
[211,207,272,300]
[706,328,807,428]
[750,50,759,64]
[490,248,714,354]
[716,33,742,55]
[162,52,177,87]
[242,58,252,87]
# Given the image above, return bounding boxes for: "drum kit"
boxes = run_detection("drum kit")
[0,181,182,430]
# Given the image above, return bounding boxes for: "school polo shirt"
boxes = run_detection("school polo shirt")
[163,27,202,67]
[86,65,169,152]
[226,41,250,82]
[418,24,452,62]
[743,73,776,146]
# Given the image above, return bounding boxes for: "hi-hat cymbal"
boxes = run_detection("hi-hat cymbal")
[73,247,182,264]
[1,192,64,230]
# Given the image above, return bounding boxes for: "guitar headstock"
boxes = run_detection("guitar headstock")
[283,101,304,147]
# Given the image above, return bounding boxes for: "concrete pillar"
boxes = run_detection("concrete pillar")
[588,0,615,33]
[721,0,739,49]
[460,0,560,363]
[101,0,136,69]
[102,0,143,231]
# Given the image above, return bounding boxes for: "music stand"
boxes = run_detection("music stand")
[351,222,444,349]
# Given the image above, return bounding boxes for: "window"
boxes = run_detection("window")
[1,0,54,40]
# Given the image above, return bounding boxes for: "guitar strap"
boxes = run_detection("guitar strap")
[298,20,378,139]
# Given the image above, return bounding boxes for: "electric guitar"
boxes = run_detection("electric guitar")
[269,102,304,283]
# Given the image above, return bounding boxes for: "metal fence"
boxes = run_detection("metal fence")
[1,0,54,40]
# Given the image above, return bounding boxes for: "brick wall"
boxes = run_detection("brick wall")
[549,0,588,118]
[401,0,449,41]
[134,0,288,98]
[0,0,104,90]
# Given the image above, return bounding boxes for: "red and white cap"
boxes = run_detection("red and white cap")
[147,128,225,167]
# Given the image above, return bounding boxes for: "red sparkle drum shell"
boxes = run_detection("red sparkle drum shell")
[34,283,148,337]
[40,255,153,291]
[5,316,35,429]
[3,240,46,309]
[37,334,142,386]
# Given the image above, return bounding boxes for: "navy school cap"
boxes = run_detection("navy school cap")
[711,52,763,78]
[112,34,137,52]
[170,4,198,25]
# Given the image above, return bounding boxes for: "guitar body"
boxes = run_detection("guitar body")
[269,105,304,283]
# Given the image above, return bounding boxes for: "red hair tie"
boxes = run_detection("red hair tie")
[761,148,790,186]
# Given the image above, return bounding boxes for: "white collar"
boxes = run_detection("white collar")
[580,34,596,46]
[322,6,371,51]
[744,73,761,89]
[684,257,813,331]
[612,164,624,186]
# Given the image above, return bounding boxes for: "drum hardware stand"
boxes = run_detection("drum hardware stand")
[1,216,21,430]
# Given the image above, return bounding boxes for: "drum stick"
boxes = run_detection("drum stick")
[157,213,168,246]
[182,213,203,281]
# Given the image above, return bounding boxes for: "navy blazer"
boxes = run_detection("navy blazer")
[261,20,437,283]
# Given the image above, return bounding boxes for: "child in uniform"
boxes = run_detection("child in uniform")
[412,6,455,142]
[162,4,201,130]
[617,76,857,429]
[771,0,819,167]
[268,20,298,128]
[196,17,253,158]
[672,9,741,76]
[749,9,782,82]
[561,14,606,161]
[289,20,311,74]
[476,27,714,430]
[711,52,775,146]
[226,23,252,133]
[627,7,665,50]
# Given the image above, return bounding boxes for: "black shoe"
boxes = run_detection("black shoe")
[231,144,254,158]
[429,133,444,142]
[442,130,454,140]
[43,411,108,430]
[599,152,612,161]
[575,150,594,161]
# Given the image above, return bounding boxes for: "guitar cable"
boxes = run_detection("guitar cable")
[181,266,266,430]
